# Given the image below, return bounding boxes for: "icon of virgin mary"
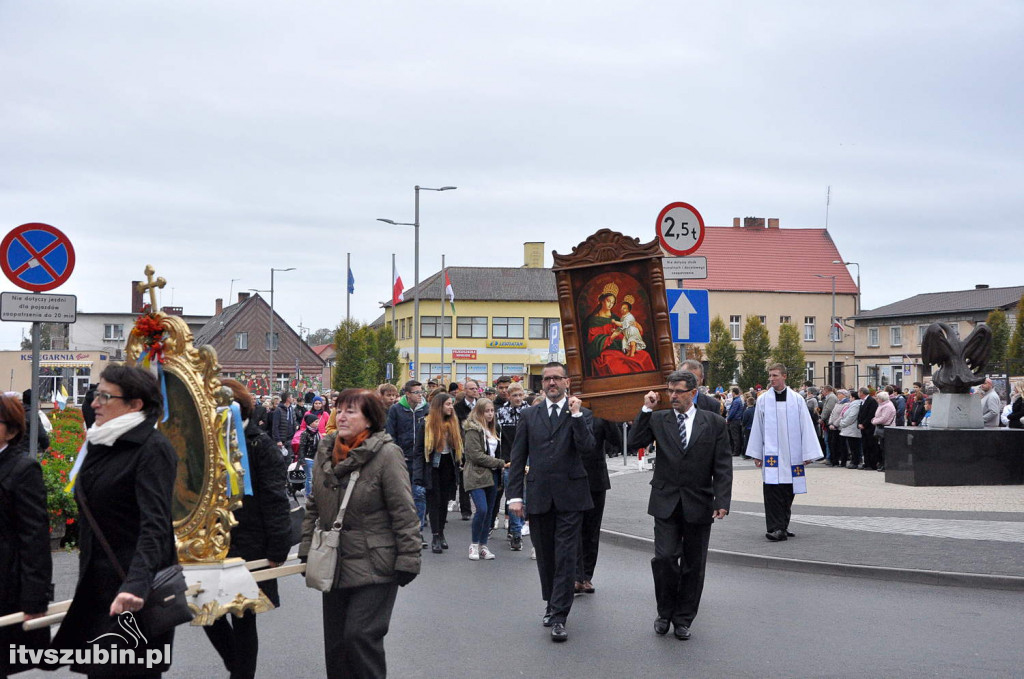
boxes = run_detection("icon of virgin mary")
[583,282,656,377]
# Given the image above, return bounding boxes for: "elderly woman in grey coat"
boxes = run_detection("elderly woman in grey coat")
[299,389,420,679]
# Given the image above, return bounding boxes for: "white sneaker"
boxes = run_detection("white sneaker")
[530,547,537,560]
[447,500,458,512]
[479,545,496,560]
[468,544,480,561]
[493,516,501,530]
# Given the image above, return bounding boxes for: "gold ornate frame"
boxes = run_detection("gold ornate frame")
[125,266,243,563]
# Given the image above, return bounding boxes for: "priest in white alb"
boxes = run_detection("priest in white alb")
[745,363,823,541]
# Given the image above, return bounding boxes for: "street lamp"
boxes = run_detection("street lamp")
[266,267,296,393]
[378,185,457,380]
[815,274,838,385]
[833,260,860,315]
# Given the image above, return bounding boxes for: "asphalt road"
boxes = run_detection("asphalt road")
[24,515,1023,678]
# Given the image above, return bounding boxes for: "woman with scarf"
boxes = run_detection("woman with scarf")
[299,389,420,679]
[415,392,463,554]
[462,398,506,561]
[52,364,177,677]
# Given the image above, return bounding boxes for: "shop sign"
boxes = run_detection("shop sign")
[451,349,477,360]
[486,340,526,349]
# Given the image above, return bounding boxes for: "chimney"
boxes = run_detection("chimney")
[743,217,765,229]
[131,281,144,313]
[767,218,780,229]
[732,217,741,227]
[976,284,990,289]
[215,298,223,314]
[523,242,545,268]
[238,292,250,302]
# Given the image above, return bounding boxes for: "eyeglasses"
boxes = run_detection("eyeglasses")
[666,388,697,396]
[409,391,424,396]
[542,376,566,383]
[94,391,127,404]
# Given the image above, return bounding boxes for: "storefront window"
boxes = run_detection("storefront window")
[455,363,488,384]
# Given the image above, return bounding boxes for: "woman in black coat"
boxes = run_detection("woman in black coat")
[203,379,291,679]
[52,365,177,677]
[0,395,52,679]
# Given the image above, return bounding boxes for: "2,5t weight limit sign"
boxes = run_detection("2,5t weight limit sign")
[656,202,705,257]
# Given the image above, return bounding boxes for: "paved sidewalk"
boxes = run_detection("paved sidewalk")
[601,455,1024,585]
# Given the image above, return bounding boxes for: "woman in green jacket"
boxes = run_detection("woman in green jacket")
[462,398,506,561]
[299,389,421,679]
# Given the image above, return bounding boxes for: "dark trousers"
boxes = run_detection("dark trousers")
[576,490,607,583]
[862,432,880,469]
[827,429,843,465]
[727,420,745,456]
[529,509,583,624]
[489,465,507,531]
[457,467,472,516]
[426,453,457,536]
[841,436,861,466]
[763,483,795,533]
[651,501,712,628]
[203,611,259,679]
[322,583,399,679]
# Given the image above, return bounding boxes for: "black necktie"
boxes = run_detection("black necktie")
[550,403,559,425]
[677,412,688,448]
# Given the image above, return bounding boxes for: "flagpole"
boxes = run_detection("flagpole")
[391,253,397,333]
[440,255,447,385]
[346,252,351,323]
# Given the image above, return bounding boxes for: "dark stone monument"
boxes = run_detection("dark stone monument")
[886,322,1024,486]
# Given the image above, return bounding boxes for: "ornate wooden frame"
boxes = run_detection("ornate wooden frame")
[125,267,244,563]
[553,229,676,422]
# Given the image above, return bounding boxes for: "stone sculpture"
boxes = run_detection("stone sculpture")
[920,322,992,394]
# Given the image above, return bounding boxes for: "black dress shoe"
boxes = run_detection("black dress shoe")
[765,529,788,541]
[785,530,795,537]
[542,609,554,627]
[431,535,443,554]
[461,513,472,521]
[551,623,568,642]
[439,532,449,550]
[673,624,691,640]
[654,618,670,635]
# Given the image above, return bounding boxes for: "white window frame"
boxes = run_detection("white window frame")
[890,326,902,347]
[804,316,816,342]
[103,323,124,340]
[805,361,815,383]
[234,332,248,350]
[492,317,524,339]
[729,315,741,341]
[780,315,792,325]
[457,317,488,339]
[868,327,879,347]
[421,316,452,338]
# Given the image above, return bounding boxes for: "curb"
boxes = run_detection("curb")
[599,528,1024,592]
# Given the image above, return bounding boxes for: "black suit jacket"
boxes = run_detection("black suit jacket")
[507,402,597,514]
[586,417,617,493]
[858,396,878,435]
[695,391,721,415]
[628,407,732,524]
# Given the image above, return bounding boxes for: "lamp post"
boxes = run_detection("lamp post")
[378,185,457,380]
[833,260,860,315]
[816,273,838,385]
[266,267,295,393]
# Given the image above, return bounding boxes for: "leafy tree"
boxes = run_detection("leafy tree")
[367,325,400,386]
[704,316,739,390]
[739,316,771,390]
[771,323,806,389]
[985,309,1010,373]
[1006,296,1024,375]
[332,320,373,391]
[306,327,336,346]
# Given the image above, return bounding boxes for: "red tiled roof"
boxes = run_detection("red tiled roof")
[312,343,334,357]
[692,226,858,294]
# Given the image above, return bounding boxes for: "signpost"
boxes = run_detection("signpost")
[662,256,708,280]
[666,289,710,344]
[548,321,561,362]
[2,223,76,457]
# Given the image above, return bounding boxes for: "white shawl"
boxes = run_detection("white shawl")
[745,387,823,493]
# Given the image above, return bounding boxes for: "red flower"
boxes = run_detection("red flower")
[66,518,74,525]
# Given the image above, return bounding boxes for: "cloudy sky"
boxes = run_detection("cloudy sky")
[1,1,1021,349]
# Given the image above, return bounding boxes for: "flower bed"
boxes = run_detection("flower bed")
[43,408,86,546]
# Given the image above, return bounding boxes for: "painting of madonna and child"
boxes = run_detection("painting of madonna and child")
[576,267,659,378]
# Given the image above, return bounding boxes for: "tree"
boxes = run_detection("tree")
[366,325,400,386]
[986,309,1010,374]
[771,323,806,389]
[332,320,373,391]
[739,316,771,390]
[20,323,67,350]
[306,327,336,346]
[1006,296,1024,375]
[704,316,739,390]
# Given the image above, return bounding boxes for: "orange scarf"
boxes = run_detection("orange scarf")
[333,429,370,465]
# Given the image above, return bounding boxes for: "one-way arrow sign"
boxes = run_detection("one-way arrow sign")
[666,289,710,344]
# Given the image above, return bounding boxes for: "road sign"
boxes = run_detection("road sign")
[548,322,561,354]
[663,256,708,280]
[0,292,77,323]
[1,223,76,292]
[666,289,710,344]
[656,202,705,257]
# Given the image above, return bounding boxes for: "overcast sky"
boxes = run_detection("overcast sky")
[2,1,1021,350]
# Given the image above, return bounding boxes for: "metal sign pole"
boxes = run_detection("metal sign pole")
[622,421,628,467]
[29,318,40,458]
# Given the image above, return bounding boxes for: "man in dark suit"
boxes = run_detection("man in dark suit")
[627,369,732,641]
[857,387,879,469]
[681,359,721,414]
[507,362,596,643]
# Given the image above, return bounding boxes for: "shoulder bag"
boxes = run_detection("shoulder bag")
[78,486,193,637]
[305,469,360,592]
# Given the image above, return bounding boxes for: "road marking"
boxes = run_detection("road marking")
[732,511,1024,543]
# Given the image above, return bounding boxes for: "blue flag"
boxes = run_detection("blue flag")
[347,267,355,294]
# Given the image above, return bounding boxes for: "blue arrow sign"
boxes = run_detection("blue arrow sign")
[666,289,710,344]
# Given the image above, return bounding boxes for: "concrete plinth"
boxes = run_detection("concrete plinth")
[884,426,1024,486]
[929,392,983,429]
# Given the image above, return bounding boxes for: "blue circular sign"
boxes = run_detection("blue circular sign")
[1,223,76,292]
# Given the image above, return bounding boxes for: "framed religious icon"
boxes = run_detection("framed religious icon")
[553,229,676,422]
